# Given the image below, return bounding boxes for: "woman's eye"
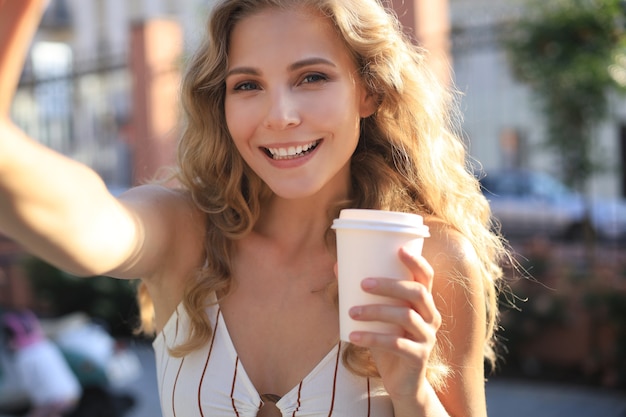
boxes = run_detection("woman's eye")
[234,81,259,91]
[302,73,328,84]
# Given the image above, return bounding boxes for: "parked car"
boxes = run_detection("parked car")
[479,169,626,241]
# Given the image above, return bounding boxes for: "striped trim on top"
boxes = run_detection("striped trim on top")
[154,301,393,417]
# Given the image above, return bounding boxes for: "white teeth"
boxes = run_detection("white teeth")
[266,140,318,160]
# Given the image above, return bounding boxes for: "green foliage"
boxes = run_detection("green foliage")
[22,256,140,337]
[502,0,626,191]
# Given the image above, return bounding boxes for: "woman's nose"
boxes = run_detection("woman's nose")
[262,88,301,130]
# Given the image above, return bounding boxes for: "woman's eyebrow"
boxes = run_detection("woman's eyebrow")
[226,67,260,78]
[226,57,336,78]
[289,57,336,71]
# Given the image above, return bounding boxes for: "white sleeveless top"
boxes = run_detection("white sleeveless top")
[153,299,394,416]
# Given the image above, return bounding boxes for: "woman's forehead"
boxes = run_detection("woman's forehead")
[226,7,347,66]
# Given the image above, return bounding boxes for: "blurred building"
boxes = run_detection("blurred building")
[11,0,210,190]
[450,0,626,199]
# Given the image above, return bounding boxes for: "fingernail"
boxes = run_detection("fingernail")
[349,306,362,317]
[349,332,362,343]
[362,278,377,289]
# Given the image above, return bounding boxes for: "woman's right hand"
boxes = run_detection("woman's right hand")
[0,0,48,116]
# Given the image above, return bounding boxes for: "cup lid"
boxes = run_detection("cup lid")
[338,209,424,225]
[332,209,429,236]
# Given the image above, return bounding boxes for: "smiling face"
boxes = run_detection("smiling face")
[224,6,375,201]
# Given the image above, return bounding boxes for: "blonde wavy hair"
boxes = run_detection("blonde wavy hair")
[137,0,509,391]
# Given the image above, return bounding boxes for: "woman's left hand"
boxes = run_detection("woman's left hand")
[348,245,441,403]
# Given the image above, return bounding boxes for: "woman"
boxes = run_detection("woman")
[0,0,509,416]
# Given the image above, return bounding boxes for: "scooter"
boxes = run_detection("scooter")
[0,311,142,417]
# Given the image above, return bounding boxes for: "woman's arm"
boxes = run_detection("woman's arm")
[394,222,489,417]
[0,0,135,276]
[0,0,198,281]
[424,225,489,416]
[0,122,140,276]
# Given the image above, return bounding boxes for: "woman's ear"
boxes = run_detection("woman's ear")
[359,91,379,118]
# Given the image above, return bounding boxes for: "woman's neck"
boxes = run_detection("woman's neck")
[255,198,330,246]
[253,166,351,251]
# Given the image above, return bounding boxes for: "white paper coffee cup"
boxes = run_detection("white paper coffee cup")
[332,209,430,341]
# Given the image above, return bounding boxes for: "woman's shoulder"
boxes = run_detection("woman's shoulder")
[115,183,206,276]
[422,217,474,256]
[120,184,205,224]
[421,216,482,287]
[120,183,195,204]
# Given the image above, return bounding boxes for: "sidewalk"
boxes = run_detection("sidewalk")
[486,378,626,417]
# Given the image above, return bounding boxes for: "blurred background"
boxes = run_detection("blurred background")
[1,0,625,416]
